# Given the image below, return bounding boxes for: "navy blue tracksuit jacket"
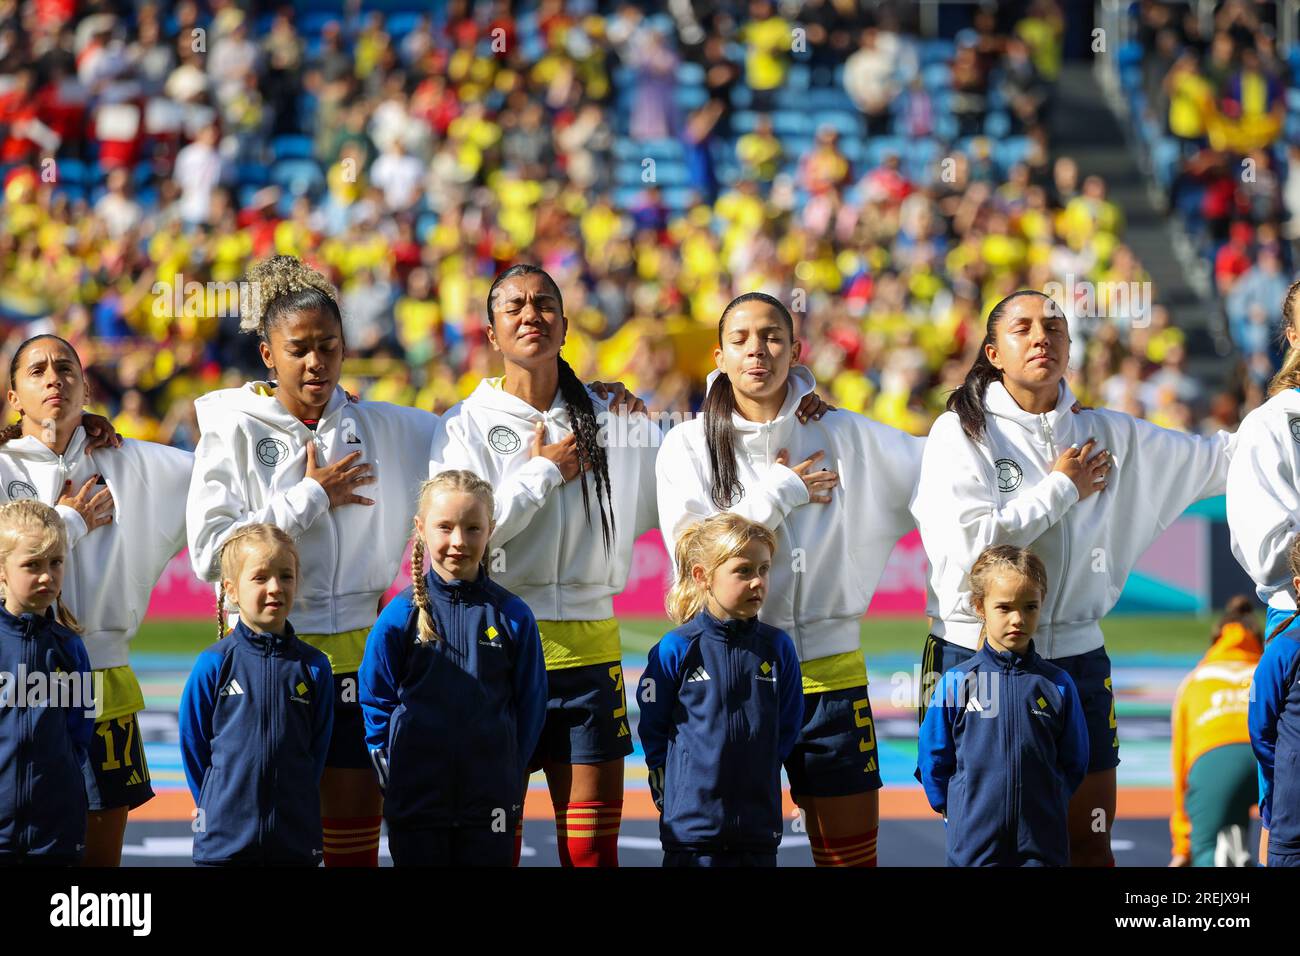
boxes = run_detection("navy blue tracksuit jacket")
[1249,616,1300,862]
[0,603,93,864]
[917,639,1089,867]
[638,609,803,855]
[358,570,546,831]
[179,620,334,865]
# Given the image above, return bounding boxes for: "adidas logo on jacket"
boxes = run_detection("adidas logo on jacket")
[358,570,546,830]
[178,620,334,866]
[916,639,1089,866]
[637,610,803,854]
[0,603,93,864]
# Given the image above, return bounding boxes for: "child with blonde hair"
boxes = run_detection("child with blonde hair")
[179,524,334,866]
[0,500,94,864]
[637,512,803,867]
[187,255,441,866]
[358,470,546,866]
[917,544,1089,866]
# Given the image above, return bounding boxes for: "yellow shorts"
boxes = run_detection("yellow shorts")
[800,648,868,695]
[537,618,621,671]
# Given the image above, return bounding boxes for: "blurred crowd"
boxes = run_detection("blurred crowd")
[0,0,1246,449]
[1134,0,1300,410]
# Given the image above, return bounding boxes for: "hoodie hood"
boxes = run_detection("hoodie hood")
[464,376,610,433]
[197,381,350,436]
[3,426,89,468]
[704,364,817,431]
[984,377,1076,438]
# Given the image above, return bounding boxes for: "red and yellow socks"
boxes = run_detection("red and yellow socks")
[322,816,382,867]
[555,801,622,867]
[809,829,879,867]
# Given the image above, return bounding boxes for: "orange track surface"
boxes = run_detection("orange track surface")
[129,786,1184,822]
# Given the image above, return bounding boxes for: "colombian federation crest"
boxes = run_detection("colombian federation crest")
[488,426,522,454]
[256,437,290,467]
[993,458,1023,493]
[6,480,36,499]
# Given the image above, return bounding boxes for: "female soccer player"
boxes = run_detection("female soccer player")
[429,264,668,866]
[0,334,191,866]
[655,292,923,867]
[186,255,440,867]
[912,289,1234,866]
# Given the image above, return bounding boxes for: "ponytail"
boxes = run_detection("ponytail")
[665,524,710,625]
[1267,534,1300,643]
[703,373,743,509]
[55,596,81,634]
[948,289,1056,443]
[1269,279,1300,397]
[706,292,797,509]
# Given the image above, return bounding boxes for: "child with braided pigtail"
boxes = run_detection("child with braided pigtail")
[358,471,546,866]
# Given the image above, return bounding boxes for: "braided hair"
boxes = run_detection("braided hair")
[410,470,497,644]
[1267,535,1300,643]
[215,524,300,639]
[486,264,616,554]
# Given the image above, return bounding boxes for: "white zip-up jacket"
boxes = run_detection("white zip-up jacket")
[1226,386,1300,612]
[0,428,192,670]
[912,379,1234,658]
[428,378,660,621]
[187,382,439,636]
[655,365,924,665]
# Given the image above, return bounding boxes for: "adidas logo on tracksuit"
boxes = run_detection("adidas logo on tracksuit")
[219,679,245,697]
[686,667,711,683]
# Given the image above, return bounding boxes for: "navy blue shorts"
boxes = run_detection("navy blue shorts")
[784,685,882,799]
[920,634,1120,773]
[663,850,777,867]
[326,672,371,770]
[529,660,634,769]
[82,713,154,812]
